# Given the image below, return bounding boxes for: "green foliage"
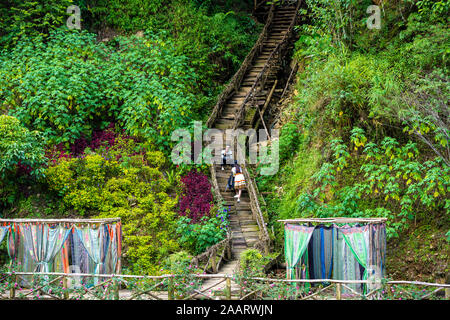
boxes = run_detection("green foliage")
[259,1,449,271]
[0,115,46,179]
[239,248,264,277]
[45,135,180,274]
[294,128,449,238]
[0,115,46,207]
[0,29,197,153]
[279,123,302,164]
[83,0,260,100]
[175,206,229,255]
[0,0,72,48]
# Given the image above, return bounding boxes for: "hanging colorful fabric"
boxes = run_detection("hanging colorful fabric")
[0,225,9,244]
[19,223,71,273]
[340,225,370,293]
[284,224,315,279]
[74,224,110,284]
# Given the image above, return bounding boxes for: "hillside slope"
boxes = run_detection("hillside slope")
[257,0,449,282]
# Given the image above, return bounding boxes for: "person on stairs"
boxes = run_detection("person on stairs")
[225,160,240,192]
[234,165,246,203]
[221,145,233,171]
[225,162,236,192]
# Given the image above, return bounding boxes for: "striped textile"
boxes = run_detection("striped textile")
[332,226,363,295]
[284,224,315,280]
[307,225,334,284]
[234,173,246,189]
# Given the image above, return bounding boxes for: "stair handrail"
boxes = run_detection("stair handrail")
[206,4,275,128]
[191,229,232,274]
[241,162,270,254]
[232,0,302,130]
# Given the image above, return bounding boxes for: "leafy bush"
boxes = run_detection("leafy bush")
[0,115,46,179]
[239,248,265,277]
[0,115,46,207]
[45,134,180,274]
[176,206,229,255]
[161,251,202,298]
[279,123,302,164]
[258,1,449,272]
[0,29,197,153]
[178,170,213,223]
[0,0,72,48]
[294,129,449,238]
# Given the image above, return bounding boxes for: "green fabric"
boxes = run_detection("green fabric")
[341,225,370,293]
[284,224,315,279]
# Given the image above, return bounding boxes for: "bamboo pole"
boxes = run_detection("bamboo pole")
[9,274,17,299]
[336,283,341,300]
[63,276,69,299]
[226,278,231,300]
[278,217,387,224]
[113,278,120,300]
[211,249,218,273]
[127,281,164,300]
[278,62,298,102]
[0,218,120,224]
[255,79,278,136]
[168,277,174,300]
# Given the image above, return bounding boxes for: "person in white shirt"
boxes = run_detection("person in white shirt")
[221,145,233,170]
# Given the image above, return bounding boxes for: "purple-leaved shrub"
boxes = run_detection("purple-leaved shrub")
[178,170,213,223]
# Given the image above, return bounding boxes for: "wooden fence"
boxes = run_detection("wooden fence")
[1,271,449,300]
[190,233,232,274]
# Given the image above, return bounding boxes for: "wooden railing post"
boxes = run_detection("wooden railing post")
[226,241,232,260]
[211,249,218,273]
[226,277,231,300]
[63,276,69,299]
[9,274,17,299]
[113,278,120,300]
[168,276,174,300]
[336,283,342,300]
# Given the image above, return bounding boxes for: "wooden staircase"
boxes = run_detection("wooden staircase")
[215,167,259,259]
[194,2,300,298]
[212,2,299,261]
[213,4,299,132]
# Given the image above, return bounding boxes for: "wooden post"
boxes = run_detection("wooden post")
[114,278,120,300]
[226,277,231,300]
[255,80,277,134]
[211,249,218,273]
[336,283,342,300]
[226,242,232,261]
[63,276,69,300]
[264,240,269,256]
[168,277,174,300]
[9,275,17,299]
[439,276,450,300]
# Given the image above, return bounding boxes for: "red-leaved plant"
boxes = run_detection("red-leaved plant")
[178,170,213,223]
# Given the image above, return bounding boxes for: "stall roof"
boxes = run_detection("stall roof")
[278,217,387,224]
[0,218,120,224]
